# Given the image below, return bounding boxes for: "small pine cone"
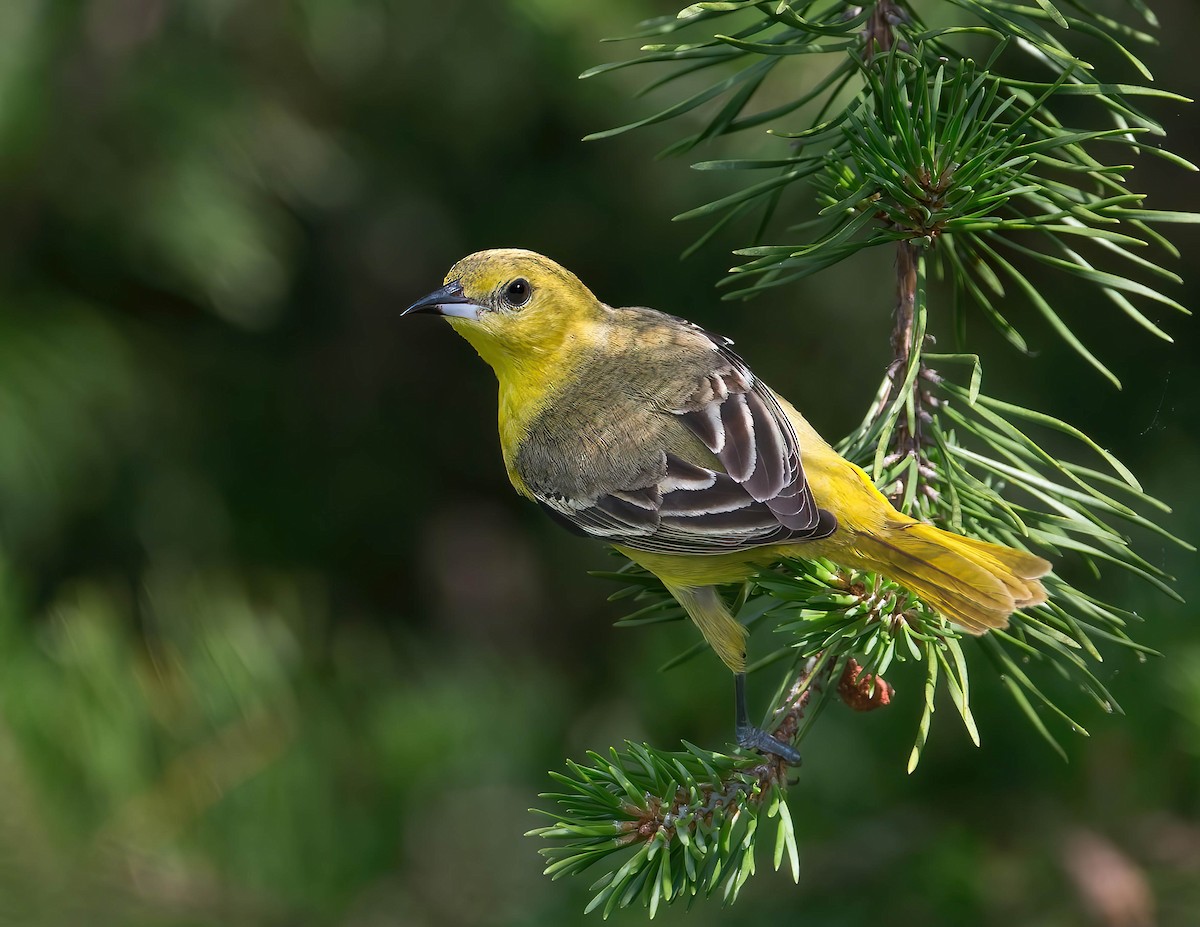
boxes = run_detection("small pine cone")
[838,659,894,712]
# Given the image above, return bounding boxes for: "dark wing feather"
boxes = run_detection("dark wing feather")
[671,339,823,533]
[532,327,835,555]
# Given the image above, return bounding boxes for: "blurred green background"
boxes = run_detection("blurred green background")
[0,1,1197,925]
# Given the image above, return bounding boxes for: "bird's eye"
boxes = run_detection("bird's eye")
[504,278,532,308]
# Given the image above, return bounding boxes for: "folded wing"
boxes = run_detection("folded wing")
[535,333,836,555]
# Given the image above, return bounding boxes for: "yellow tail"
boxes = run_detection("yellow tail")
[847,522,1051,633]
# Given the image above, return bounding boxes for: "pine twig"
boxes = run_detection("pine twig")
[530,657,834,914]
[543,0,1193,913]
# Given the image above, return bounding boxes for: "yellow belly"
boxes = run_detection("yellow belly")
[613,544,782,586]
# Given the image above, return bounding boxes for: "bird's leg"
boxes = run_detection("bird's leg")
[734,673,801,764]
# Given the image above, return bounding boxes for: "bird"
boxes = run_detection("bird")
[403,248,1051,762]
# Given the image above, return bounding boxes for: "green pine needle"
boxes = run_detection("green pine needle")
[544,0,1192,914]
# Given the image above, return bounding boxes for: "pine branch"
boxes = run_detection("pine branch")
[530,656,851,916]
[537,0,1194,914]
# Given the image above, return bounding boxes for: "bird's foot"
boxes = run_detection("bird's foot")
[736,723,801,765]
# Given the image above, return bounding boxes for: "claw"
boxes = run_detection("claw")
[736,723,802,764]
[734,672,801,764]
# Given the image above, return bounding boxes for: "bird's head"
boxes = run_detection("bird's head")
[403,249,604,374]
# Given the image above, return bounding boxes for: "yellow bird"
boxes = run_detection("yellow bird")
[405,249,1050,761]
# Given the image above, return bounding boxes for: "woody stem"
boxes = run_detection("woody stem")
[886,240,937,509]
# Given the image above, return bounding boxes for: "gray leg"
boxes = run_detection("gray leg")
[735,673,801,764]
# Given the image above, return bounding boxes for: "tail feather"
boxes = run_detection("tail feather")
[942,531,1051,608]
[851,522,1051,633]
[649,523,1050,669]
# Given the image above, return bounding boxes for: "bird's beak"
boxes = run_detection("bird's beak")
[402,280,482,320]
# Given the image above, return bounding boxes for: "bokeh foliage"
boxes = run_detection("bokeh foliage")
[0,1,1197,925]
